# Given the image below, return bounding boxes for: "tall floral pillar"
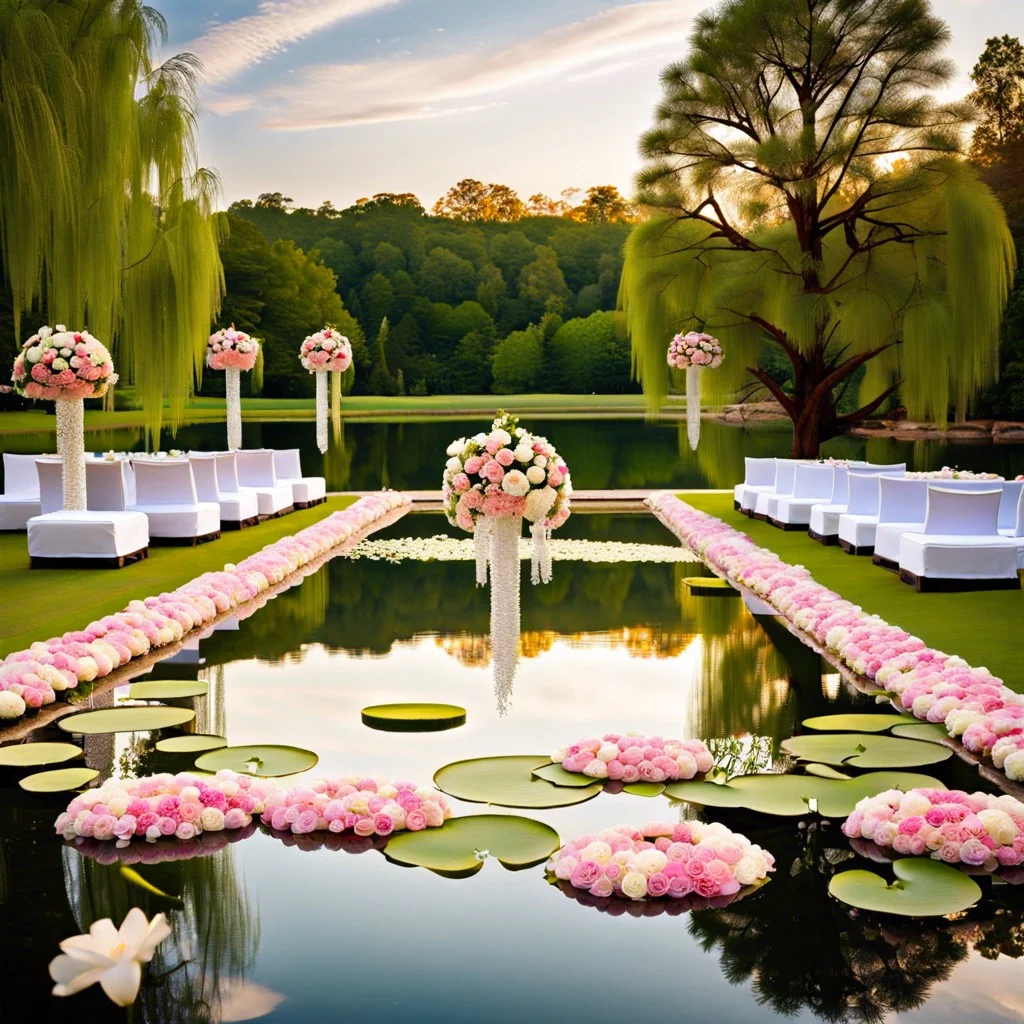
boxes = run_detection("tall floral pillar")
[299,327,353,454]
[207,327,260,451]
[12,326,118,509]
[667,331,723,451]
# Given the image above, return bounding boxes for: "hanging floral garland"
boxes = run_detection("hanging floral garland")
[12,325,117,510]
[299,327,353,454]
[667,331,723,451]
[207,326,260,451]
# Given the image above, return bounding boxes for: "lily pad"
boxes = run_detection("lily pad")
[361,703,466,732]
[434,756,602,808]
[384,814,560,878]
[194,744,319,778]
[530,762,602,788]
[155,734,227,754]
[0,742,84,769]
[802,714,910,733]
[19,767,99,793]
[57,707,196,735]
[890,722,950,744]
[127,680,209,700]
[665,771,947,817]
[684,576,737,596]
[829,859,982,917]
[622,781,667,797]
[781,733,952,768]
[803,764,853,780]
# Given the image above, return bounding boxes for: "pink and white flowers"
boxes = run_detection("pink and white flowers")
[54,771,277,844]
[12,325,117,400]
[299,327,352,373]
[842,788,1024,868]
[547,821,774,901]
[260,775,452,836]
[207,326,259,371]
[551,733,714,783]
[667,331,723,370]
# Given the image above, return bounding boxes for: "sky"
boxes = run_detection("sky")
[159,0,1024,212]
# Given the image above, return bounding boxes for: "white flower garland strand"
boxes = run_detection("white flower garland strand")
[315,370,329,454]
[225,366,242,452]
[686,365,701,451]
[474,516,493,586]
[530,522,553,585]
[56,399,86,510]
[489,515,521,716]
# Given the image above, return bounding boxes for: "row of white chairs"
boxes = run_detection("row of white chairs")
[733,457,1024,591]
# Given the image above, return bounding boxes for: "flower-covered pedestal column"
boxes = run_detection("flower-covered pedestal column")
[667,331,723,451]
[12,325,117,510]
[208,326,260,452]
[224,366,242,451]
[300,327,353,454]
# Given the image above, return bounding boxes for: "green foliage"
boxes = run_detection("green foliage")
[549,311,632,392]
[492,325,545,393]
[970,35,1024,165]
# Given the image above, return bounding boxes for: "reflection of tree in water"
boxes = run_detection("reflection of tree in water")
[688,820,1024,1023]
[63,843,259,1024]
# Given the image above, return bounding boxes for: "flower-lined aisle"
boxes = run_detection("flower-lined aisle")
[648,494,1024,785]
[0,493,410,724]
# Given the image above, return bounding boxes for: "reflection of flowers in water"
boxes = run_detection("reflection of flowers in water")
[553,879,756,916]
[66,826,258,866]
[262,827,390,856]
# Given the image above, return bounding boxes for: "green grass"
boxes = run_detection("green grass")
[682,492,1024,692]
[0,497,355,656]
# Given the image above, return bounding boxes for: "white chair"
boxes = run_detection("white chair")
[235,449,294,519]
[809,466,850,544]
[898,487,1020,591]
[997,480,1024,534]
[771,464,834,529]
[86,459,134,511]
[128,459,221,545]
[734,457,776,512]
[837,468,907,555]
[189,454,259,529]
[35,459,66,515]
[1002,488,1024,569]
[0,453,42,530]
[753,460,797,521]
[272,448,327,509]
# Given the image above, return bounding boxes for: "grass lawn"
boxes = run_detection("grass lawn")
[682,492,1024,692]
[0,496,355,657]
[0,394,688,435]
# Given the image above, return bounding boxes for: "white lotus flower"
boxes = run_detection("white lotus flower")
[50,909,171,1006]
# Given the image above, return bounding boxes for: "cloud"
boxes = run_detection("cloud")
[243,0,697,130]
[186,0,402,85]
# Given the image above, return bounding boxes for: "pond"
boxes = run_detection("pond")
[1,513,1020,1023]
[4,417,1024,491]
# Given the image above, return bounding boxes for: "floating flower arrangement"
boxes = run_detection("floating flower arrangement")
[551,734,715,783]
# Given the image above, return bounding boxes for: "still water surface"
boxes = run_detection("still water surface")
[1,514,1021,1023]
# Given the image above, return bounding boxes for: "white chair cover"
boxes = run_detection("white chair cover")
[754,460,798,518]
[997,480,1024,532]
[272,448,326,506]
[190,454,259,526]
[739,458,783,512]
[35,459,65,515]
[28,510,150,562]
[837,469,907,551]
[808,467,853,540]
[0,453,43,530]
[733,457,776,506]
[85,460,130,512]
[773,464,835,526]
[863,462,908,472]
[235,449,294,517]
[923,487,1002,536]
[128,460,221,540]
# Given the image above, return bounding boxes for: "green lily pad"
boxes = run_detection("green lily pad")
[361,703,466,732]
[829,859,982,917]
[803,764,852,780]
[434,756,602,808]
[781,733,952,768]
[622,781,667,797]
[194,744,319,778]
[384,814,560,878]
[665,771,947,817]
[57,707,196,735]
[684,576,737,596]
[155,734,227,754]
[0,742,84,769]
[126,680,209,700]
[802,714,910,733]
[890,723,950,744]
[530,762,601,788]
[19,767,99,793]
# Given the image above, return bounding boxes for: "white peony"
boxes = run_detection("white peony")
[501,470,530,497]
[446,440,465,457]
[0,691,26,719]
[620,871,648,900]
[596,742,619,762]
[734,856,763,886]
[523,486,557,523]
[634,849,667,877]
[514,444,534,463]
[445,456,462,475]
[533,455,547,468]
[526,465,546,485]
[490,428,512,446]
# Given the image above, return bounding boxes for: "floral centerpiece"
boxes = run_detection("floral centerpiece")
[907,468,1002,480]
[12,325,117,510]
[551,733,714,782]
[546,821,774,902]
[667,330,723,451]
[299,326,353,453]
[207,326,260,451]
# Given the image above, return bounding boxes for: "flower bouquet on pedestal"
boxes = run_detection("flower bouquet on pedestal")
[12,326,117,509]
[667,331,723,451]
[207,326,260,451]
[442,413,572,713]
[299,327,353,453]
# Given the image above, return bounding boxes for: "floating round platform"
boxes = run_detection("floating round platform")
[361,703,466,732]
[683,577,738,596]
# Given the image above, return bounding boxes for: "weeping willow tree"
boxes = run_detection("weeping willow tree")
[0,0,224,439]
[622,0,1017,457]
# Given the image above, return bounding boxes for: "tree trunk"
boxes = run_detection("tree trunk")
[789,388,838,458]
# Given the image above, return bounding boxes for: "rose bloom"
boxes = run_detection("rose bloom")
[695,874,720,898]
[620,871,649,900]
[646,872,671,898]
[406,809,428,831]
[373,813,395,836]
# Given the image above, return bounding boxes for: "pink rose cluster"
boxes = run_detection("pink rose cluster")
[207,327,259,371]
[261,775,452,836]
[299,327,353,373]
[11,325,117,400]
[442,413,572,533]
[54,771,277,844]
[667,331,723,370]
[551,733,714,783]
[0,493,410,722]
[546,821,774,901]
[647,493,1024,785]
[842,788,1024,869]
